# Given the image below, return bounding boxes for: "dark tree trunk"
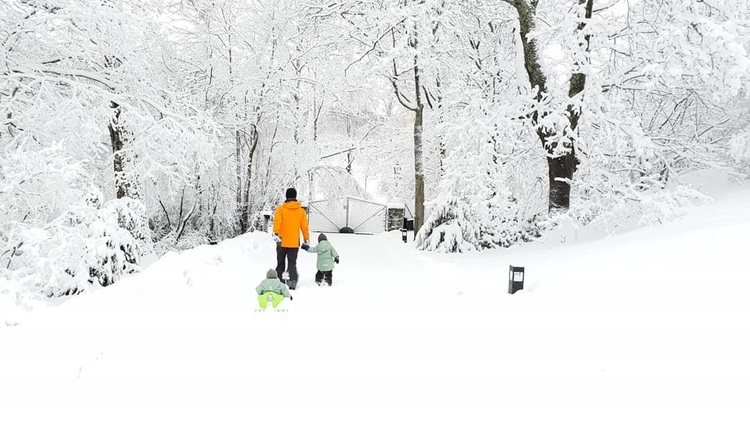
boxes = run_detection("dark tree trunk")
[108,101,136,199]
[236,129,242,221]
[513,0,547,100]
[240,125,260,233]
[509,0,591,213]
[388,20,426,234]
[413,104,425,233]
[546,151,576,210]
[567,0,593,132]
[546,0,592,211]
[412,44,425,234]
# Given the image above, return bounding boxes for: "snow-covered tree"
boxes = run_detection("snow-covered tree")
[3,0,750,280]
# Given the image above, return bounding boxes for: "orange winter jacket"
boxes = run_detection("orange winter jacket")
[273,201,310,248]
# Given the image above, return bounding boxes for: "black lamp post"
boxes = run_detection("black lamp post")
[508,265,524,294]
[401,228,408,243]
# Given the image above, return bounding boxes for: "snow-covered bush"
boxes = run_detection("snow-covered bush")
[729,122,750,175]
[418,195,545,253]
[105,196,153,255]
[416,116,545,253]
[153,231,209,257]
[417,196,481,253]
[2,199,144,297]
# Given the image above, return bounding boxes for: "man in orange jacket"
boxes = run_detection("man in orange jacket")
[273,188,310,290]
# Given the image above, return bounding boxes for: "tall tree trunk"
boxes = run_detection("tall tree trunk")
[241,125,260,232]
[308,170,314,201]
[413,104,425,233]
[553,0,592,210]
[313,98,323,144]
[236,129,242,225]
[509,0,591,212]
[435,73,446,177]
[345,117,353,174]
[412,52,425,234]
[513,1,546,98]
[108,101,136,199]
[389,20,426,234]
[546,149,576,210]
[292,59,304,183]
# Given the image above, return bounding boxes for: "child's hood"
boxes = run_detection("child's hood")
[259,278,282,287]
[316,240,333,252]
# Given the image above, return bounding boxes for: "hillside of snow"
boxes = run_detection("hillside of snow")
[1,181,749,425]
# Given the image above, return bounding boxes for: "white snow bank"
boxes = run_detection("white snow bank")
[1,186,749,425]
[0,276,50,329]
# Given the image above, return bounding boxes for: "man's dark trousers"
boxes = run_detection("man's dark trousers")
[276,245,299,288]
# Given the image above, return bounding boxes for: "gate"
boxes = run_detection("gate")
[308,198,347,233]
[308,197,387,234]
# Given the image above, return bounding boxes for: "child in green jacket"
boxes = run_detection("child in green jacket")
[256,269,292,309]
[302,233,339,286]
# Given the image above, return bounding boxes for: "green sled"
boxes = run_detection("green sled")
[258,291,285,309]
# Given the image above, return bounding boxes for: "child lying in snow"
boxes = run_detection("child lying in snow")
[302,233,339,286]
[256,269,292,309]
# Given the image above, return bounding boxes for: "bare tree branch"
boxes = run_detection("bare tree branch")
[345,17,407,74]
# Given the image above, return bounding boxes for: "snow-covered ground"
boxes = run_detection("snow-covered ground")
[1,181,749,425]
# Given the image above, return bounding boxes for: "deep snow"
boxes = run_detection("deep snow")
[1,182,749,425]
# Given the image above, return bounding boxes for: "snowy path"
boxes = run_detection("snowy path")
[2,187,750,424]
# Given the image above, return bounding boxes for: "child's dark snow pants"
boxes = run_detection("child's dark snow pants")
[315,270,333,286]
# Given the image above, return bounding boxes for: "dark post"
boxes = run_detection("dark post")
[403,217,414,241]
[508,265,525,294]
[263,212,272,233]
[345,197,351,229]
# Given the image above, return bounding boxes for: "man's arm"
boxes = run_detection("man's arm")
[272,206,282,236]
[301,209,310,242]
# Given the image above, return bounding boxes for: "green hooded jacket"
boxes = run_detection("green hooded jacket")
[308,240,338,272]
[255,278,291,298]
